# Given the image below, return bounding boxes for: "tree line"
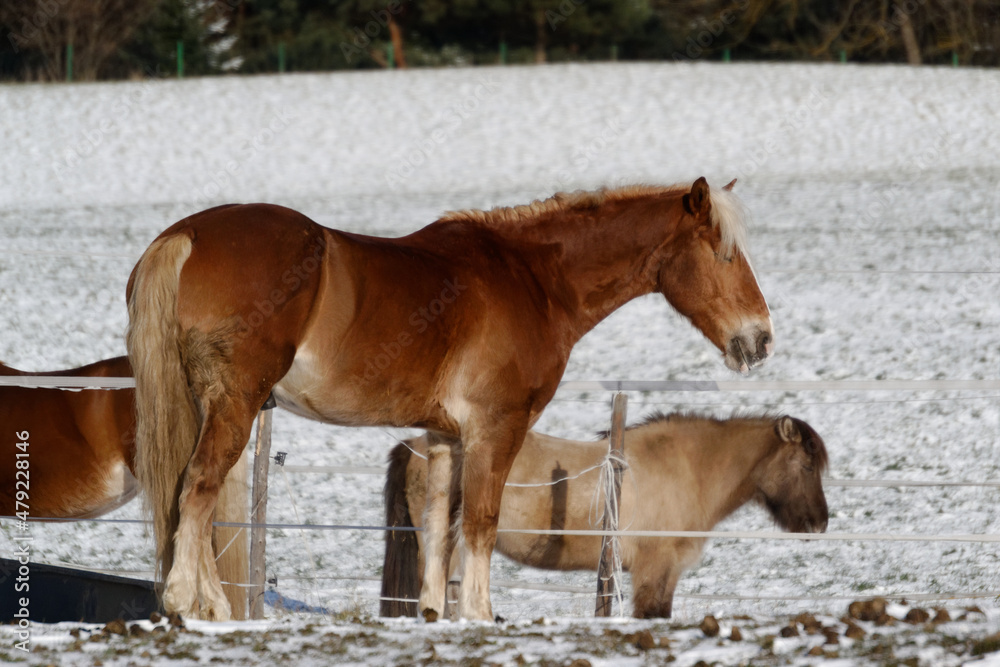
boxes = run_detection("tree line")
[2,0,997,81]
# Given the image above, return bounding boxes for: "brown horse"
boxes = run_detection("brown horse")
[126,177,773,621]
[0,357,250,619]
[381,413,829,619]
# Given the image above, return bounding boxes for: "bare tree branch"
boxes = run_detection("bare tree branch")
[2,0,158,81]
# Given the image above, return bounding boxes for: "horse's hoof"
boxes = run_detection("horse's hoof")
[421,608,439,623]
[162,587,196,620]
[202,606,232,622]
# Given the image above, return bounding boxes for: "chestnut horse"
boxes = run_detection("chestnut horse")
[126,177,773,621]
[0,357,250,619]
[381,413,828,618]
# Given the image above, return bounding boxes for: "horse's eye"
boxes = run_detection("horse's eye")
[802,464,815,473]
[713,251,733,264]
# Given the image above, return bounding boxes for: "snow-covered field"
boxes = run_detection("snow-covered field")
[2,61,1000,663]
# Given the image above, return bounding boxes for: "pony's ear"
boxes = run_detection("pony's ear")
[683,176,711,218]
[723,178,737,191]
[776,416,799,443]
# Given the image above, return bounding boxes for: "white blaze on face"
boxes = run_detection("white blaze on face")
[707,187,772,374]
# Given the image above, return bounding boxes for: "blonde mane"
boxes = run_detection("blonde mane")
[708,186,751,260]
[440,182,750,259]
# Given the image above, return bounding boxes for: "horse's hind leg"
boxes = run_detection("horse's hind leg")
[418,433,462,622]
[164,331,287,621]
[164,402,256,621]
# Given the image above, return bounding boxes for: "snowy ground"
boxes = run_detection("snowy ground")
[1,61,1000,663]
[7,603,1000,666]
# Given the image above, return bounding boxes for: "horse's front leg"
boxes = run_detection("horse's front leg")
[418,433,461,622]
[457,418,528,621]
[630,540,681,619]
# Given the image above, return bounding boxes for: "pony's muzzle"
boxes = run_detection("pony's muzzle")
[803,499,829,533]
[725,326,773,374]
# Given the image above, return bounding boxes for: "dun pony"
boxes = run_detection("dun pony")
[126,178,772,620]
[381,413,828,618]
[0,357,250,619]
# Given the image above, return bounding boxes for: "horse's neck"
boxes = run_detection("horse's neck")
[520,201,668,337]
[678,422,774,525]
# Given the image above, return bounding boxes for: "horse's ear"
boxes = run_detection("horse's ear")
[776,416,799,443]
[723,178,737,191]
[683,176,711,218]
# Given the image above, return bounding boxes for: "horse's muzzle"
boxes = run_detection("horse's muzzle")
[724,326,773,374]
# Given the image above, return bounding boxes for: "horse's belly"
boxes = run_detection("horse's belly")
[272,342,438,428]
[41,460,138,520]
[496,485,605,571]
[73,462,139,519]
[272,351,364,425]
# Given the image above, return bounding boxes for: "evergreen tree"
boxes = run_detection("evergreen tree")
[112,0,241,78]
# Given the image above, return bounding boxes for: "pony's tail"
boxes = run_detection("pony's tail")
[380,442,420,617]
[126,234,200,586]
[214,448,249,620]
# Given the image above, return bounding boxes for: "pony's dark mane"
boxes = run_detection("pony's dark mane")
[595,409,675,439]
[597,410,828,473]
[790,416,829,474]
[596,409,770,439]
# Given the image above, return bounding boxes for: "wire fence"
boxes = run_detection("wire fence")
[3,377,1000,391]
[1,255,998,613]
[47,565,1000,607]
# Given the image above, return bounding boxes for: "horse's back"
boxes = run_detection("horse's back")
[0,385,133,518]
[0,356,136,518]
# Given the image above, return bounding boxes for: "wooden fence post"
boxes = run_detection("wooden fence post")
[446,580,460,621]
[595,391,627,616]
[248,394,276,619]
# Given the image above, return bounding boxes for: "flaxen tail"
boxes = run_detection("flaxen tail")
[380,442,420,617]
[214,448,249,620]
[126,234,200,587]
